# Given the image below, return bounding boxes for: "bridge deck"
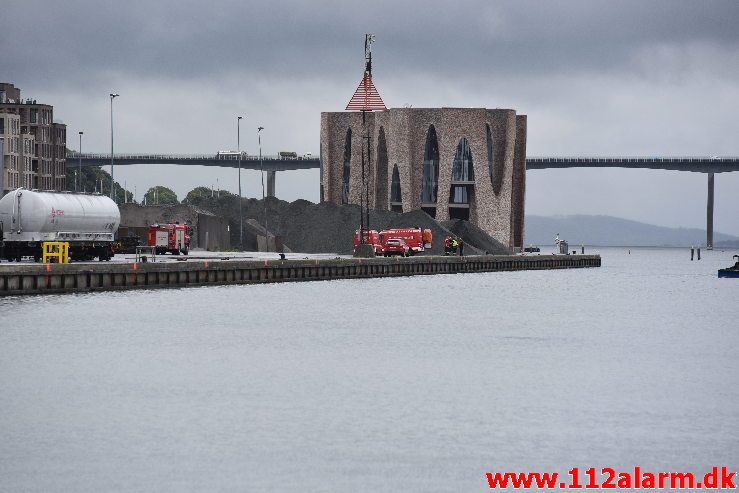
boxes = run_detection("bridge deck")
[65,153,739,173]
[525,156,739,173]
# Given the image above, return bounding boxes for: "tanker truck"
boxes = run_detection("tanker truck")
[0,188,120,262]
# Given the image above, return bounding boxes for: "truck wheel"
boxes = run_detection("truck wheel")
[182,249,188,256]
[172,250,180,256]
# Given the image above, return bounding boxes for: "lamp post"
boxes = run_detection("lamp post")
[77,131,83,192]
[237,116,243,250]
[258,126,266,239]
[109,93,119,201]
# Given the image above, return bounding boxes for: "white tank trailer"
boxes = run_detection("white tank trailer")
[0,188,120,261]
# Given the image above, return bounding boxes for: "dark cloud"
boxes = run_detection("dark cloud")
[3,0,738,83]
[2,0,738,234]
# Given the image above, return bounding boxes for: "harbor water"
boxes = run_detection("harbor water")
[1,247,737,492]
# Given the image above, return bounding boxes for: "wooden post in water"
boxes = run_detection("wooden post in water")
[691,247,694,261]
[697,248,701,260]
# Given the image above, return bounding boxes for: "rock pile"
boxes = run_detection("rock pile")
[187,196,510,255]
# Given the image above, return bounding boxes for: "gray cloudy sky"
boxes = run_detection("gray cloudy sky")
[3,0,738,234]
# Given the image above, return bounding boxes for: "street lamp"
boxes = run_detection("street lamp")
[109,93,119,201]
[258,126,266,239]
[78,131,83,192]
[237,115,243,250]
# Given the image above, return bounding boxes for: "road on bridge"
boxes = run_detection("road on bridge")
[67,152,739,173]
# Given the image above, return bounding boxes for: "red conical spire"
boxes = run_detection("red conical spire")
[346,73,386,111]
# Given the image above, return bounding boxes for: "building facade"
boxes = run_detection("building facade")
[320,107,527,250]
[0,83,66,196]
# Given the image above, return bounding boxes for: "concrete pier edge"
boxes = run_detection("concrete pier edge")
[0,254,600,296]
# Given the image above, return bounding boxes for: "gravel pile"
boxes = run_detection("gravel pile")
[441,219,510,255]
[188,195,510,255]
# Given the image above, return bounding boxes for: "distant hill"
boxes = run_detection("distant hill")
[525,215,739,247]
[715,239,739,248]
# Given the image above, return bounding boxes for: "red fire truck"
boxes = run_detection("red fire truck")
[148,223,192,255]
[353,229,384,256]
[379,227,432,255]
[353,227,433,256]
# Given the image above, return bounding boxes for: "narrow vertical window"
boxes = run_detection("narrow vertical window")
[341,128,352,204]
[390,164,402,213]
[375,127,388,210]
[449,138,475,220]
[488,123,503,193]
[420,125,440,204]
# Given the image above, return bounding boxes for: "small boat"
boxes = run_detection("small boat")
[718,255,739,278]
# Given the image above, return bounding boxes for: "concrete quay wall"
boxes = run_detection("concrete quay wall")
[0,255,600,296]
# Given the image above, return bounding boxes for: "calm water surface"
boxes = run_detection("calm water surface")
[1,247,737,492]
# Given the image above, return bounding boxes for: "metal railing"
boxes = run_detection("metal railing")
[526,156,737,163]
[65,152,316,162]
[66,152,737,163]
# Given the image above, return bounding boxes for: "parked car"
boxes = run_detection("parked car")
[383,238,410,257]
[378,227,432,255]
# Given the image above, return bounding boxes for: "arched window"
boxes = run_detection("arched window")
[390,164,402,212]
[451,138,474,183]
[487,123,494,185]
[449,138,475,220]
[420,125,439,204]
[375,127,388,210]
[341,128,352,204]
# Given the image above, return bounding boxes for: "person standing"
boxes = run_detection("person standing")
[458,238,464,256]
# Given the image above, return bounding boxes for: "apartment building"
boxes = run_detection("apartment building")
[0,82,66,196]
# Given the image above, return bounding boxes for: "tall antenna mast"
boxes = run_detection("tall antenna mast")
[364,34,374,109]
[346,34,387,112]
[346,34,385,251]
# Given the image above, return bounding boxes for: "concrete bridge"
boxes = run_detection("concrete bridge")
[66,152,739,248]
[526,156,739,173]
[66,152,739,173]
[67,152,319,197]
[525,156,739,250]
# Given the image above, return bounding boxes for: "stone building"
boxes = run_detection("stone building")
[320,107,527,250]
[118,203,231,251]
[0,82,67,196]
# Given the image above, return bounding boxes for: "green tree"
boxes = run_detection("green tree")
[183,186,235,204]
[66,165,133,203]
[184,186,215,203]
[143,186,178,205]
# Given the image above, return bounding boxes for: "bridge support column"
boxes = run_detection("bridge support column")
[267,170,276,197]
[707,172,714,249]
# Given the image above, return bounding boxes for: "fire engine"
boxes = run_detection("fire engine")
[379,227,432,255]
[353,229,384,255]
[148,223,192,255]
[353,227,433,256]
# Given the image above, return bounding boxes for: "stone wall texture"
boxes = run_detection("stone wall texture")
[119,203,230,250]
[320,107,527,250]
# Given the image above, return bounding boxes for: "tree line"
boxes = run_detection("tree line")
[66,165,233,205]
